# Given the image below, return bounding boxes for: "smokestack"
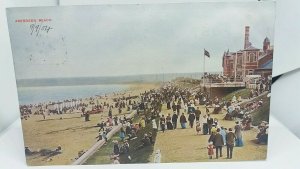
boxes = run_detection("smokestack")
[244,26,250,49]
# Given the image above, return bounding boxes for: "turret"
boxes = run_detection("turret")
[263,37,270,52]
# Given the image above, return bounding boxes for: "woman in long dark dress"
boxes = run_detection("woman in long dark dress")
[166,114,173,130]
[179,113,187,129]
[172,102,176,112]
[202,115,208,135]
[160,115,166,132]
[234,121,244,147]
[167,100,171,110]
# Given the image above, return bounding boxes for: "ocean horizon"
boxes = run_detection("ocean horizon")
[17,84,129,105]
[16,72,222,105]
[16,72,215,87]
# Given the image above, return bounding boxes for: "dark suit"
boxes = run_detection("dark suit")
[226,132,236,159]
[172,114,178,129]
[207,117,214,134]
[213,133,224,158]
[195,110,201,121]
[188,113,196,128]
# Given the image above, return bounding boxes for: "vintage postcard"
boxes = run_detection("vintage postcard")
[7,2,275,165]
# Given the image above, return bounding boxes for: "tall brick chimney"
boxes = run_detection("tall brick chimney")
[244,26,250,49]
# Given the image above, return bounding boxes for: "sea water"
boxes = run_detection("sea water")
[17,84,129,105]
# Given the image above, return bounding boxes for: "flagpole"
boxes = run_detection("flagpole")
[203,49,205,87]
[234,52,237,82]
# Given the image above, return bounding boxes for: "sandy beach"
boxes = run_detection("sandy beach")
[22,83,160,165]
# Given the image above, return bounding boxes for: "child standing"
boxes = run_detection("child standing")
[207,142,214,159]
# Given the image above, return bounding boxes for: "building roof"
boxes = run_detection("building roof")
[260,60,273,69]
[243,45,260,51]
[258,50,273,60]
[223,50,243,58]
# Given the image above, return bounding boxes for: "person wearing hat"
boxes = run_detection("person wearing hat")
[179,113,187,129]
[207,142,214,159]
[213,128,224,159]
[202,115,208,135]
[123,140,131,160]
[232,94,237,103]
[226,128,236,159]
[141,133,151,147]
[211,124,217,133]
[234,121,243,147]
[113,140,120,155]
[196,122,201,135]
[207,114,214,134]
[119,127,126,141]
[220,127,227,145]
[167,100,171,110]
[188,112,196,128]
[147,132,153,145]
[160,115,166,132]
[166,113,173,130]
[172,102,177,112]
[25,147,32,155]
[152,118,158,131]
[195,107,201,122]
[172,112,178,129]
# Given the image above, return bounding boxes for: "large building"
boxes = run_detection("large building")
[222,26,273,80]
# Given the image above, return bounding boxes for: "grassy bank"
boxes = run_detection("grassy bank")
[246,94,270,126]
[222,89,270,126]
[83,134,121,164]
[223,88,251,101]
[120,117,158,164]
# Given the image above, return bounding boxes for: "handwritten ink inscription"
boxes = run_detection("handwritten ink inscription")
[30,23,53,37]
[15,18,68,65]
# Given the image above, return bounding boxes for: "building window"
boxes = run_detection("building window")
[230,63,233,69]
[238,57,242,64]
[249,53,255,62]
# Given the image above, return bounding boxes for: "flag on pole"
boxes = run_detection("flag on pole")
[204,49,210,58]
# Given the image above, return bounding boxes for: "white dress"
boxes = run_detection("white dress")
[152,119,158,130]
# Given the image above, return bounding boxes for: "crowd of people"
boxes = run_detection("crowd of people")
[22,77,270,163]
[88,81,270,163]
[256,121,269,144]
[143,82,270,160]
[93,89,164,164]
[224,91,268,129]
[19,92,140,121]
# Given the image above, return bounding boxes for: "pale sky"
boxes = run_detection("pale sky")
[7,2,275,79]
